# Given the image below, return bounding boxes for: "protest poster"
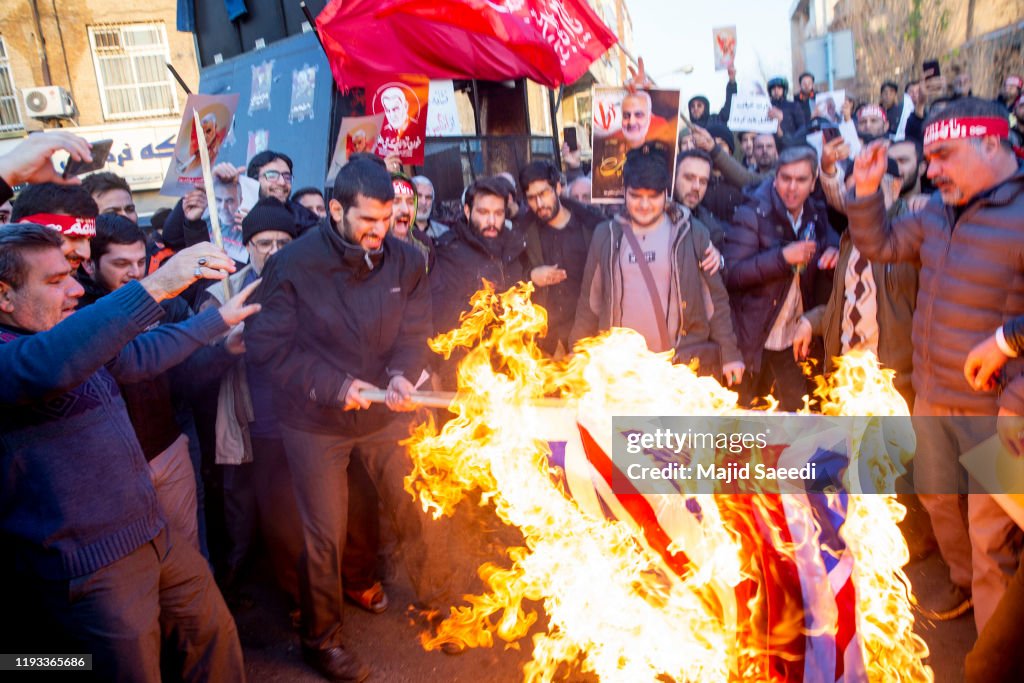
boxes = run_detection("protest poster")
[289,65,318,123]
[591,87,681,204]
[712,26,737,71]
[425,80,462,137]
[201,175,259,264]
[325,114,386,187]
[160,93,240,197]
[249,61,273,114]
[894,93,914,141]
[806,119,861,161]
[367,75,430,165]
[727,95,780,135]
[812,89,846,124]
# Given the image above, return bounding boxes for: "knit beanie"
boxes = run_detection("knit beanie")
[241,196,298,244]
[705,122,736,153]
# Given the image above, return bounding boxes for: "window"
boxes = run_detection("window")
[88,23,178,120]
[0,37,23,132]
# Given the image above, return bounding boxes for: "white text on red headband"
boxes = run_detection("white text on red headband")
[923,116,1010,146]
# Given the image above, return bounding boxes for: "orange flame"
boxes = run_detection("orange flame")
[405,282,932,682]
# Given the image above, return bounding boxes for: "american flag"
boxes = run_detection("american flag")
[540,410,868,682]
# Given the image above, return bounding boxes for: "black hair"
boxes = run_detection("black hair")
[291,186,324,203]
[777,145,819,174]
[149,208,172,234]
[799,72,815,83]
[622,145,671,192]
[490,175,516,201]
[676,149,713,171]
[246,150,294,179]
[518,160,560,193]
[91,214,146,263]
[332,158,394,211]
[880,81,899,93]
[81,171,132,197]
[904,80,920,93]
[889,137,924,164]
[347,153,387,169]
[923,96,1008,127]
[0,223,65,288]
[11,183,98,222]
[464,177,509,210]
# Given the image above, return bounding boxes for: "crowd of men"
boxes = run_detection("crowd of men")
[1,59,1023,683]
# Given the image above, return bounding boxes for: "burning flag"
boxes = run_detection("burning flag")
[404,282,931,682]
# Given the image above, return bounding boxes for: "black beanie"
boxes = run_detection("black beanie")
[241,196,298,245]
[705,122,735,153]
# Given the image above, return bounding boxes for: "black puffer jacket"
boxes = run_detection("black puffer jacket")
[245,220,432,435]
[430,219,527,336]
[724,179,838,371]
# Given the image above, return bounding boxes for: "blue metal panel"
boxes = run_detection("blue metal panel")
[198,31,333,193]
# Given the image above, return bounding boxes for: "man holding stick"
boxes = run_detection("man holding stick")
[245,158,453,682]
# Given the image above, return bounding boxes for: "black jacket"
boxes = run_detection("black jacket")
[688,81,738,128]
[245,220,432,435]
[770,97,806,140]
[724,179,838,371]
[430,219,527,337]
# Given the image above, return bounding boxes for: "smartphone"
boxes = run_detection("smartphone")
[62,139,113,179]
[922,60,941,79]
[821,126,841,144]
[563,126,578,152]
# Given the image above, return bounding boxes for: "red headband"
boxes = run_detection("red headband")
[392,179,415,197]
[1007,76,1023,90]
[19,213,96,238]
[858,104,887,123]
[923,117,1010,146]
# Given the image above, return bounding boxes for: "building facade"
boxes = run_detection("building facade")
[790,0,1023,104]
[1,0,201,212]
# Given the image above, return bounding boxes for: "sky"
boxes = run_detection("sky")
[628,0,796,111]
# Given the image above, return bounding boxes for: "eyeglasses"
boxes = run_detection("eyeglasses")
[252,238,292,252]
[261,170,293,183]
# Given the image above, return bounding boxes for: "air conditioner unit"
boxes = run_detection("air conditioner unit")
[21,86,76,119]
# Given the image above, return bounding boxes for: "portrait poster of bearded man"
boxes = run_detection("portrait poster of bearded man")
[161,93,240,196]
[591,86,681,203]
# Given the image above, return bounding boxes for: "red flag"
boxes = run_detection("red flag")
[316,0,618,90]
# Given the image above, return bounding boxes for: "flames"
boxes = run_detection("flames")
[403,282,932,682]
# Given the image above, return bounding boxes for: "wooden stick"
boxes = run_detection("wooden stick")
[192,108,232,301]
[358,389,569,410]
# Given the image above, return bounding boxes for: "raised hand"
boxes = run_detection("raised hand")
[690,124,716,153]
[0,132,93,187]
[182,189,209,221]
[140,242,235,302]
[218,278,262,327]
[853,140,890,198]
[625,56,654,93]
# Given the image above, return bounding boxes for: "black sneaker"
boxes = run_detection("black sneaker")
[302,646,370,682]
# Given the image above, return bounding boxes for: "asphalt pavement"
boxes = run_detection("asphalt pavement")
[233,515,975,683]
